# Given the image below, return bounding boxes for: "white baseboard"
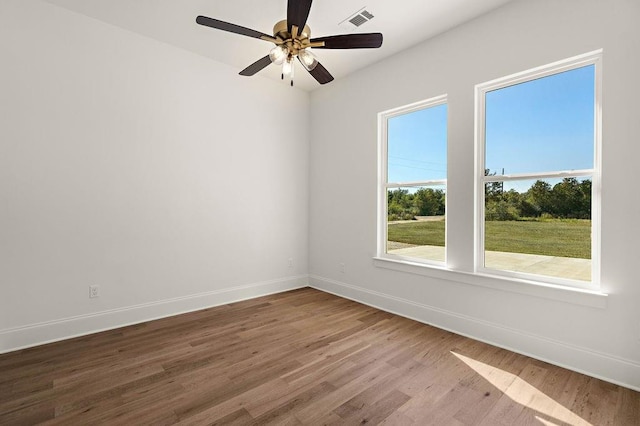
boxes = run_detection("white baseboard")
[4,274,638,392]
[0,275,308,354]
[309,275,640,392]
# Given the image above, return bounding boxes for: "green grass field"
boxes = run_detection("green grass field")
[387,219,591,259]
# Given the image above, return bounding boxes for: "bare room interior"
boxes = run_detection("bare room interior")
[1,0,639,424]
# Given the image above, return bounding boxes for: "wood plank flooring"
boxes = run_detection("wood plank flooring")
[1,288,638,425]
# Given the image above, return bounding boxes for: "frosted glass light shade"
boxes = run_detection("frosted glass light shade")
[282,58,293,76]
[269,45,288,65]
[298,49,317,71]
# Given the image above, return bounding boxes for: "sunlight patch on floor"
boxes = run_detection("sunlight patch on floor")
[535,416,563,426]
[451,352,592,426]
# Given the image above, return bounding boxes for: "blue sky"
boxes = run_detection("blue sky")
[387,104,447,183]
[486,65,595,176]
[387,65,595,190]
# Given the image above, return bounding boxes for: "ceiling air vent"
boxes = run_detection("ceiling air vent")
[338,7,375,31]
[349,14,368,27]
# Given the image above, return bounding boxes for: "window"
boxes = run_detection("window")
[476,51,602,287]
[375,51,605,303]
[378,96,448,264]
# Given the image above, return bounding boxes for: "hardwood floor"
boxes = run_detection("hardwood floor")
[1,288,638,425]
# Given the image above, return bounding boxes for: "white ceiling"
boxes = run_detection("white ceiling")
[44,0,515,91]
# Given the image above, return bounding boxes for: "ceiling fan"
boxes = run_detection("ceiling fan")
[196,0,383,86]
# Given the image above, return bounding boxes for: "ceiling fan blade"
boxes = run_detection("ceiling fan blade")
[196,16,271,40]
[302,59,334,85]
[239,55,272,76]
[287,0,313,34]
[311,33,383,49]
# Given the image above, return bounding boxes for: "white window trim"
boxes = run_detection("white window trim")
[474,49,603,290]
[372,256,607,309]
[377,95,448,267]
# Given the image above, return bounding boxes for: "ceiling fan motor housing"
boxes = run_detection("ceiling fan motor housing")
[273,20,311,40]
[271,20,314,57]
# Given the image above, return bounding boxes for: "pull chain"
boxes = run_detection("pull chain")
[290,61,295,87]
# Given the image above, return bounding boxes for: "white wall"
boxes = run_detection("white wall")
[0,0,309,351]
[2,0,639,392]
[309,0,640,390]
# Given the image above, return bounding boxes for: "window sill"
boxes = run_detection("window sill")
[372,256,608,309]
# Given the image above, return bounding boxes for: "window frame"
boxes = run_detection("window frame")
[474,50,603,290]
[377,95,448,266]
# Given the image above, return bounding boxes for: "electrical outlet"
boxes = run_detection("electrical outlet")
[339,263,345,273]
[288,258,293,269]
[89,285,100,298]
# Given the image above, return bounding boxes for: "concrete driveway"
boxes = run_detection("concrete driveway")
[387,244,591,282]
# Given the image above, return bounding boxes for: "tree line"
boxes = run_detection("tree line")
[388,172,591,221]
[388,187,445,221]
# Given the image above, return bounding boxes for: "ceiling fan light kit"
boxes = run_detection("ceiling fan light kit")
[196,0,383,86]
[269,45,288,65]
[298,50,318,71]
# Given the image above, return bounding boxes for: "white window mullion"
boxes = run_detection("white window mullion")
[386,179,448,189]
[481,169,594,184]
